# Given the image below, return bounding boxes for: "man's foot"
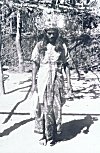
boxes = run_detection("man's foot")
[49,140,57,146]
[39,137,47,146]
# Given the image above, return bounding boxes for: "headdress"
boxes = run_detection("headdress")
[35,8,65,30]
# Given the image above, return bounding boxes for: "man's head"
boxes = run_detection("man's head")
[44,28,59,44]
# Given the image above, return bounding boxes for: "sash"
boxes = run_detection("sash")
[37,43,60,104]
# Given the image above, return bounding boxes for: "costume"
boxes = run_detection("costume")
[31,40,68,141]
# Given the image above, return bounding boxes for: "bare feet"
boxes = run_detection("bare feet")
[39,137,47,146]
[48,139,57,146]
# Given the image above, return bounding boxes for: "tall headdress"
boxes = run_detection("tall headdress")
[35,8,65,30]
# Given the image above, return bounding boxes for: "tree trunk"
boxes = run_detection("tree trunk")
[0,19,5,95]
[0,63,4,95]
[16,10,24,73]
[10,17,13,34]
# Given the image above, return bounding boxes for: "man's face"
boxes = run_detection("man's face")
[46,28,58,44]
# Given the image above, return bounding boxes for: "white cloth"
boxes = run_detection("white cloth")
[37,43,60,104]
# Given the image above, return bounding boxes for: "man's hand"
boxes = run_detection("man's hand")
[31,84,38,94]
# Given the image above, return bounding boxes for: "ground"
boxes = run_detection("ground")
[0,70,100,153]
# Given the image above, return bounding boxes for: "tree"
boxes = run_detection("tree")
[0,11,5,95]
[16,9,24,72]
[0,0,100,73]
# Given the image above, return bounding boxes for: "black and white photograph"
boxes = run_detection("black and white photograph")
[0,0,100,153]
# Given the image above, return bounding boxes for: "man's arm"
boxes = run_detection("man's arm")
[31,62,39,93]
[31,42,40,93]
[63,43,73,98]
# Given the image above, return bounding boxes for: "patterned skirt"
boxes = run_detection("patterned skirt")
[34,71,65,140]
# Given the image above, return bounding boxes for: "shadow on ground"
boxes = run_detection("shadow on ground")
[0,118,34,137]
[73,80,100,100]
[5,85,31,94]
[3,86,31,124]
[57,115,98,142]
[0,115,98,146]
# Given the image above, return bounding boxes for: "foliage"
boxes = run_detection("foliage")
[0,0,100,72]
